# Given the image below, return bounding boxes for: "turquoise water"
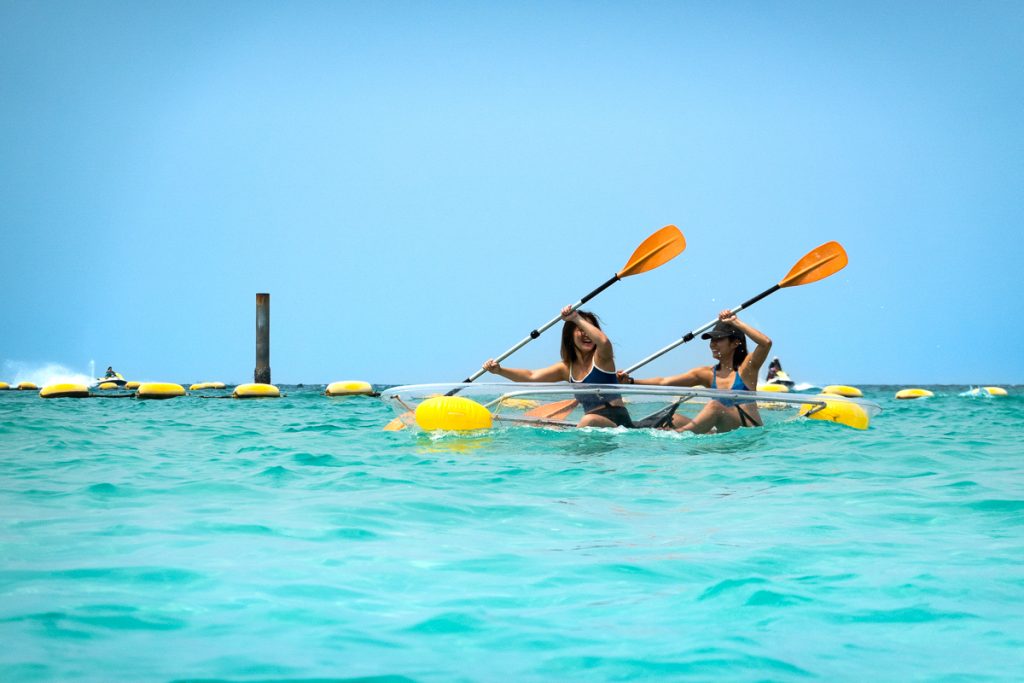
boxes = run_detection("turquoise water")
[1,386,1021,681]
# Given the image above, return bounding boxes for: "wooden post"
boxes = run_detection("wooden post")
[255,293,270,384]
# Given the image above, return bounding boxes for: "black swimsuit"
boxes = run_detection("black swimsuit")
[569,361,635,428]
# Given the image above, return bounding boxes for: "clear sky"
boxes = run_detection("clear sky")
[2,1,1022,387]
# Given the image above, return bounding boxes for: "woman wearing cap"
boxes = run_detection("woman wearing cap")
[617,310,772,433]
[482,305,634,428]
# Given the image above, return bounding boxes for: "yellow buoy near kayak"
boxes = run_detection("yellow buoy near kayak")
[326,380,374,396]
[17,382,38,391]
[233,383,280,398]
[136,382,186,399]
[125,381,141,390]
[415,396,492,431]
[799,397,870,430]
[822,384,863,398]
[40,383,90,398]
[190,382,226,390]
[756,383,789,393]
[895,388,934,400]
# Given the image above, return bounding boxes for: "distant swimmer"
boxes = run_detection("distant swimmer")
[618,311,772,434]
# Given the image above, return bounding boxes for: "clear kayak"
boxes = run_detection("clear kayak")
[380,382,882,431]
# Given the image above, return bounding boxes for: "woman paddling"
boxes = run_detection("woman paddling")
[482,306,634,428]
[617,311,772,433]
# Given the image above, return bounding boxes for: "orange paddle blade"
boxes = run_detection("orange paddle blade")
[779,241,847,288]
[383,411,415,431]
[617,225,686,278]
[524,399,578,420]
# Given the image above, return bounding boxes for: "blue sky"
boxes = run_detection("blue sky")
[2,1,1021,386]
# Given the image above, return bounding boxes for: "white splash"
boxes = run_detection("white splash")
[2,360,95,387]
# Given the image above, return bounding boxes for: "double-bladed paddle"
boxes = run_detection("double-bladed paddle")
[383,225,687,430]
[622,241,848,374]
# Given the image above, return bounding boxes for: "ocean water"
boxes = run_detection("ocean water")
[0,385,1021,681]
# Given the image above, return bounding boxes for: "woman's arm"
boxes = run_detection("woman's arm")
[562,306,615,369]
[483,359,567,383]
[723,312,771,383]
[617,367,709,387]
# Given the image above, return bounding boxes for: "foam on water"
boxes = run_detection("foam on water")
[2,360,94,388]
[0,386,1021,680]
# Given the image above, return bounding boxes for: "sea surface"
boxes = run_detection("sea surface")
[1,385,1021,681]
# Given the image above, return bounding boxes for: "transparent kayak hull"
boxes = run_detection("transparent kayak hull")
[380,382,882,430]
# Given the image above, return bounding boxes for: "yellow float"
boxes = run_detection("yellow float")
[984,386,1008,396]
[190,382,226,390]
[233,383,280,398]
[415,396,492,431]
[17,382,38,391]
[125,381,141,390]
[895,388,934,400]
[799,397,871,430]
[0,382,9,390]
[136,382,186,399]
[97,381,120,390]
[40,383,90,399]
[325,380,374,396]
[756,383,789,393]
[822,385,863,398]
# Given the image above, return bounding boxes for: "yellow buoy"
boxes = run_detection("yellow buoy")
[97,381,120,390]
[756,383,790,393]
[0,382,9,390]
[415,396,493,431]
[125,381,141,390]
[800,397,871,430]
[233,383,280,398]
[325,380,374,396]
[190,382,227,390]
[40,383,90,399]
[895,388,934,400]
[984,386,1008,396]
[17,382,38,391]
[822,384,863,398]
[136,382,186,399]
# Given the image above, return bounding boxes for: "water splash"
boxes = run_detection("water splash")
[2,360,95,386]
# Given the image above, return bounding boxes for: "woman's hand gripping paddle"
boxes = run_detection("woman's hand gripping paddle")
[623,241,848,374]
[382,225,687,431]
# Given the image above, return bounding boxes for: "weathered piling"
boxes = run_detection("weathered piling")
[255,293,270,384]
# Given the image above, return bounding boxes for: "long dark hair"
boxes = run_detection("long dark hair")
[560,310,601,366]
[714,334,748,371]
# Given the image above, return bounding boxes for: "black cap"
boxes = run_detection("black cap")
[701,321,744,340]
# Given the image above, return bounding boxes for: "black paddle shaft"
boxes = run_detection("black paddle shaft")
[678,284,781,343]
[449,273,622,393]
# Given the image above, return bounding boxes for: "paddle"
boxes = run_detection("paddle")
[453,224,685,390]
[382,225,687,430]
[623,241,848,374]
[523,398,578,420]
